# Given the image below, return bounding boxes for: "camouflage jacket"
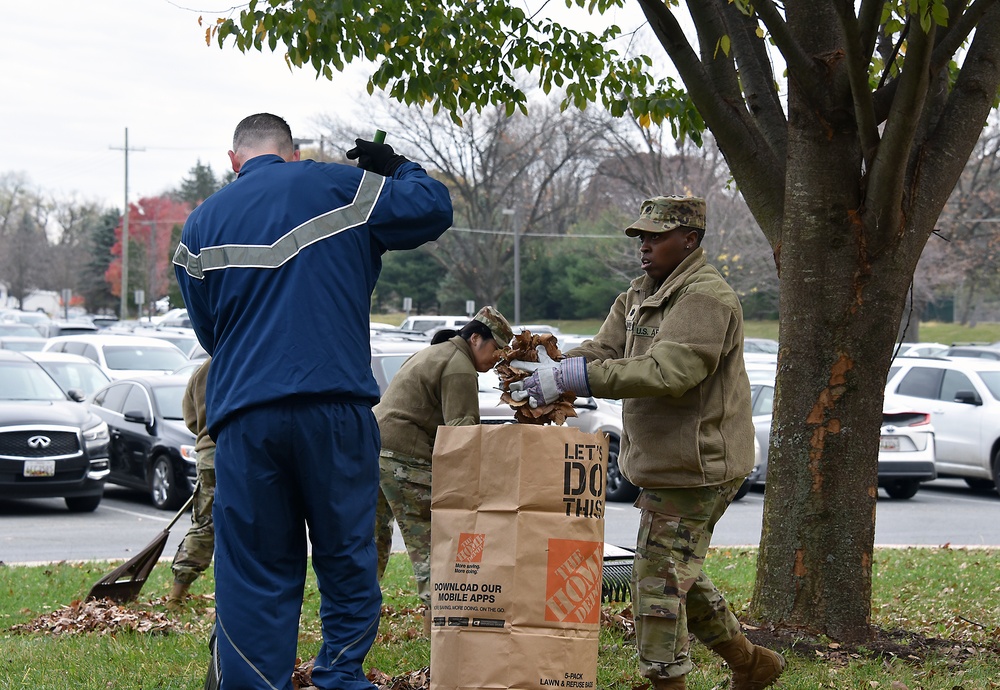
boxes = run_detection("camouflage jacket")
[374,336,480,462]
[566,248,754,489]
[183,358,215,454]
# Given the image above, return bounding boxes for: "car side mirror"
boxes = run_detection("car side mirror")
[66,388,86,403]
[953,390,982,406]
[123,409,153,426]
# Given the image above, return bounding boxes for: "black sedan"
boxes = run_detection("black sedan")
[88,375,196,510]
[0,350,110,512]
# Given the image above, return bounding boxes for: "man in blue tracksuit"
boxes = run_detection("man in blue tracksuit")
[173,113,452,690]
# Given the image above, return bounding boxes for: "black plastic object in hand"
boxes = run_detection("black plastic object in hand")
[345,138,408,176]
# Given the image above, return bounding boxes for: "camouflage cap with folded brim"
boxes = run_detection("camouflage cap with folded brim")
[472,306,514,346]
[624,195,706,237]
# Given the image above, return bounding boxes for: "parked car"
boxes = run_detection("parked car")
[398,315,470,334]
[885,357,1000,492]
[88,375,197,510]
[157,309,191,329]
[743,337,779,355]
[42,334,190,380]
[744,373,937,499]
[0,322,47,339]
[0,336,47,352]
[938,344,1000,361]
[369,337,636,501]
[895,342,949,358]
[0,350,110,512]
[139,328,199,357]
[24,352,112,400]
[36,320,101,338]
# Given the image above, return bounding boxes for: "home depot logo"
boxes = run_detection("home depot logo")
[544,539,603,624]
[456,532,486,563]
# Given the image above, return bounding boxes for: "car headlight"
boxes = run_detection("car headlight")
[83,421,110,451]
[180,445,198,463]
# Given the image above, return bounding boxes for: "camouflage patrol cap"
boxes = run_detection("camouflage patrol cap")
[624,195,706,237]
[472,306,513,346]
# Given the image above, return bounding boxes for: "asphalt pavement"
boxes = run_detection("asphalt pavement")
[2,479,997,566]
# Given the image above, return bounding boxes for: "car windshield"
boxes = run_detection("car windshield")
[0,361,67,401]
[151,385,188,420]
[976,371,1000,400]
[36,361,110,397]
[103,345,189,371]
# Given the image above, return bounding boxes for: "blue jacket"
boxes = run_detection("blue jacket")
[173,155,452,435]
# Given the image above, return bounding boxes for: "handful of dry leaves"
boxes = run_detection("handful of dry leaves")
[494,330,578,425]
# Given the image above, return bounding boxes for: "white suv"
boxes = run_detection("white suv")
[885,357,1000,492]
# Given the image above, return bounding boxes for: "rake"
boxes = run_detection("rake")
[85,493,195,603]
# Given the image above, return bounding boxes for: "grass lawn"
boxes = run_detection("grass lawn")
[2,548,998,689]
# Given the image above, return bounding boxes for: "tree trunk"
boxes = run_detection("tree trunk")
[748,40,918,640]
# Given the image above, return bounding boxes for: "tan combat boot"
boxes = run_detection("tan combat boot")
[652,676,687,689]
[165,581,190,612]
[712,632,785,690]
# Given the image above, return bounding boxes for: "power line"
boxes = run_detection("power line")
[448,226,627,239]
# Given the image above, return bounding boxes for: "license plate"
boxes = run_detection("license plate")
[24,460,56,477]
[879,437,900,452]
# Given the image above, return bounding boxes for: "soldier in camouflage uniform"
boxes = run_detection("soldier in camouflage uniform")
[512,197,785,690]
[167,358,216,611]
[374,306,513,633]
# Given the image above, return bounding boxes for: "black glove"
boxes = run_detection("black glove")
[345,138,409,177]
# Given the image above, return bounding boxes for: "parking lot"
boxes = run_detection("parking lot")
[2,478,997,566]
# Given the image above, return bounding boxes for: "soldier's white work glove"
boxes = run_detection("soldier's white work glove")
[509,346,590,408]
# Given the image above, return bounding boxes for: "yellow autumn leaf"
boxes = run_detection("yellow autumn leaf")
[380,22,390,35]
[256,21,266,36]
[205,27,212,46]
[307,8,317,23]
[638,113,651,128]
[756,26,765,38]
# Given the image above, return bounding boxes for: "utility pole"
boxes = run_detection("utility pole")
[502,208,521,325]
[110,128,144,320]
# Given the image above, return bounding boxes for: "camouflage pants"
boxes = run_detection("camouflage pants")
[374,485,394,580]
[170,448,216,585]
[378,450,432,603]
[632,477,745,681]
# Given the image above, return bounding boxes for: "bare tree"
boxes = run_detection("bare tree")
[0,174,50,307]
[928,123,1000,326]
[318,100,608,309]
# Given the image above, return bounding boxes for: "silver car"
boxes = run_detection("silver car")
[745,373,937,499]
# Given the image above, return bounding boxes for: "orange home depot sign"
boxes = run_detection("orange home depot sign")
[544,539,603,624]
[456,532,485,563]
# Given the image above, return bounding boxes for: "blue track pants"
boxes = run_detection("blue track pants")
[214,400,381,690]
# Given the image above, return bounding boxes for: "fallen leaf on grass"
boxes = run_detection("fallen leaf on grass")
[9,598,179,636]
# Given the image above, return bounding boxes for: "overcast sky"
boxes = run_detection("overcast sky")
[3,1,654,212]
[2,0,371,210]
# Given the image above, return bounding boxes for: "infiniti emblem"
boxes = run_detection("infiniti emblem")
[27,435,52,449]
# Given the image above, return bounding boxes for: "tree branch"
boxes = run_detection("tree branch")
[720,0,788,160]
[866,15,934,244]
[834,1,880,170]
[637,0,785,237]
[858,0,885,59]
[686,0,743,103]
[873,0,998,121]
[931,0,998,70]
[911,4,1000,232]
[754,0,824,104]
